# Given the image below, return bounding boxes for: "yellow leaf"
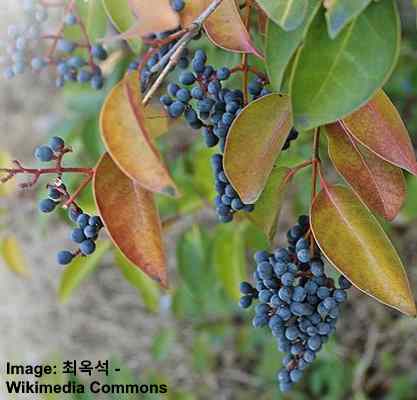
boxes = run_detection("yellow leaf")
[0,235,30,277]
[0,151,16,197]
[311,185,416,316]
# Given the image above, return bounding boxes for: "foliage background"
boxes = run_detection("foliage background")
[1,1,417,399]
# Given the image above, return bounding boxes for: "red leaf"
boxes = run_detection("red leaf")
[326,122,405,220]
[341,90,417,175]
[94,153,168,287]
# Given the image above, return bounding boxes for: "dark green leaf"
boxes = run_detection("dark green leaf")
[291,1,400,130]
[256,0,308,31]
[325,0,372,39]
[265,0,321,91]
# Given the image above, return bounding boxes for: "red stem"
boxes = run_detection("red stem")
[63,173,93,208]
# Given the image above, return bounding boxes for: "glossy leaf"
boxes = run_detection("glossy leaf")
[127,0,180,36]
[256,0,308,31]
[224,93,292,203]
[311,185,416,316]
[266,0,321,91]
[291,1,400,130]
[204,0,262,57]
[0,235,30,277]
[102,0,142,53]
[213,224,246,301]
[86,0,107,42]
[94,153,168,287]
[115,249,160,312]
[58,241,111,303]
[248,166,291,240]
[100,72,178,197]
[341,90,417,176]
[326,122,405,221]
[324,0,372,39]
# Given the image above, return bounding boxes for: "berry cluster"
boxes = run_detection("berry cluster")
[159,49,272,222]
[239,215,352,392]
[34,136,103,265]
[2,0,108,90]
[135,30,190,93]
[57,206,103,265]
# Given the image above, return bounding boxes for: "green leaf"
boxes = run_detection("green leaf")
[248,166,291,241]
[291,1,400,131]
[224,93,292,203]
[265,0,321,91]
[213,224,246,301]
[402,177,417,221]
[151,328,176,361]
[58,241,111,303]
[102,0,142,53]
[325,0,372,39]
[256,0,308,31]
[177,226,210,298]
[86,0,107,42]
[326,122,405,221]
[115,249,161,312]
[311,185,416,316]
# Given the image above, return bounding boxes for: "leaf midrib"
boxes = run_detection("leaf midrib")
[325,187,378,267]
[309,19,356,106]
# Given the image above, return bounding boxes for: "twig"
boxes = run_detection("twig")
[0,163,93,188]
[142,0,225,105]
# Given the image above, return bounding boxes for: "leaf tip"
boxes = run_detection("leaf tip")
[154,273,169,289]
[398,296,417,318]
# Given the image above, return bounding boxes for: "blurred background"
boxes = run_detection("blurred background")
[1,1,417,399]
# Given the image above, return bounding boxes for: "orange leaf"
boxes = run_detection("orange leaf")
[203,0,263,57]
[179,0,206,26]
[100,71,179,197]
[341,90,417,175]
[311,185,416,316]
[94,153,168,287]
[326,122,405,221]
[224,94,292,203]
[128,0,180,36]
